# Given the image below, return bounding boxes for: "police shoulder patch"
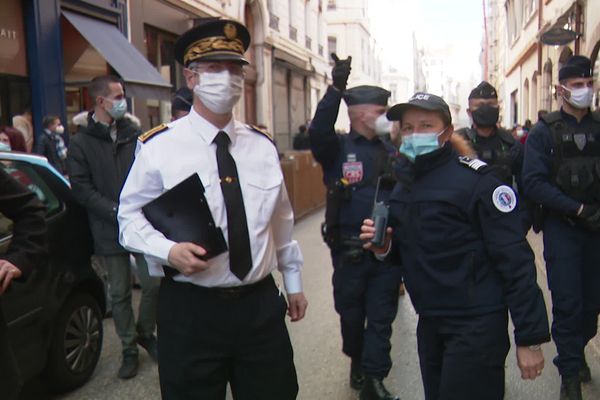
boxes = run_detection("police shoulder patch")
[458,156,488,172]
[247,124,274,143]
[492,185,517,213]
[138,123,169,143]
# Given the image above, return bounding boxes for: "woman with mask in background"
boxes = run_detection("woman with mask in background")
[0,126,27,153]
[361,92,550,400]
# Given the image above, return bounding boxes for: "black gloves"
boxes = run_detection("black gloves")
[331,53,352,91]
[578,204,600,231]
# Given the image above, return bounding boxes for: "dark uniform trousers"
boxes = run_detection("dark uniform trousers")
[157,275,299,400]
[332,250,402,379]
[417,311,510,400]
[543,215,600,377]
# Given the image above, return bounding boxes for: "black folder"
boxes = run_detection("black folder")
[142,173,228,276]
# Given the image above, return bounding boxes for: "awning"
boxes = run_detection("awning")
[273,48,313,76]
[62,10,171,100]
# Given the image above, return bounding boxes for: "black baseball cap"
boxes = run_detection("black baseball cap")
[469,81,498,100]
[559,55,592,81]
[174,18,250,66]
[387,92,452,124]
[171,87,193,112]
[343,85,391,106]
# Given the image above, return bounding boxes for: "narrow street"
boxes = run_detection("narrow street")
[41,209,600,400]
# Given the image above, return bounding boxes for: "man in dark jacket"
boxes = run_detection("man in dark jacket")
[67,75,160,380]
[0,168,46,400]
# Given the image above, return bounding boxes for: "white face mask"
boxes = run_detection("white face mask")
[193,70,243,114]
[374,114,393,136]
[55,124,65,134]
[562,86,594,109]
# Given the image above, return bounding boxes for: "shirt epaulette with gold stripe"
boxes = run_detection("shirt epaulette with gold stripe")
[247,124,274,143]
[138,123,169,143]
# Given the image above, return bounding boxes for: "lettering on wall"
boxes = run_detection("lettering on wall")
[0,29,18,40]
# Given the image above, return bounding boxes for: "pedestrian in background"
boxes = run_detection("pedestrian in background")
[118,19,307,400]
[362,92,549,400]
[309,52,402,400]
[34,116,68,175]
[292,124,310,150]
[0,126,27,153]
[0,168,46,400]
[66,75,160,380]
[171,86,193,121]
[12,107,34,152]
[523,55,600,400]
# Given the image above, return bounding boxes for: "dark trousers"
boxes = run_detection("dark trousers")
[157,275,298,400]
[0,302,21,400]
[417,311,510,400]
[543,216,600,377]
[332,251,402,379]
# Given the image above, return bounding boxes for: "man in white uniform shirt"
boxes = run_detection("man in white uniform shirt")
[118,18,308,400]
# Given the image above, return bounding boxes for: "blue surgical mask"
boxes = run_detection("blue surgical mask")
[105,98,127,120]
[399,129,446,162]
[0,142,11,151]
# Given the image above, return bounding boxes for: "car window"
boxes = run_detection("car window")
[0,160,62,217]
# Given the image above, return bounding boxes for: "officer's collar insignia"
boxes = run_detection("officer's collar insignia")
[574,133,587,151]
[139,123,170,143]
[458,156,487,171]
[492,185,517,213]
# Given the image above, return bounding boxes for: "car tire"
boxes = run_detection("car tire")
[44,292,104,393]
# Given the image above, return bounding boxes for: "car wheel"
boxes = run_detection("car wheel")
[44,292,103,393]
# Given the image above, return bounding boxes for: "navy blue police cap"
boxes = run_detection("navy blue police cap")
[171,87,193,112]
[174,18,250,66]
[468,81,498,100]
[387,92,452,124]
[559,55,592,81]
[343,85,391,106]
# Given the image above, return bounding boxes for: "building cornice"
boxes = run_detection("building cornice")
[505,40,538,77]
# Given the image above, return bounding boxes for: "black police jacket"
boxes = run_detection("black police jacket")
[309,86,395,240]
[388,143,549,346]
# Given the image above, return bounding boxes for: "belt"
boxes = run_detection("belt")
[166,274,275,299]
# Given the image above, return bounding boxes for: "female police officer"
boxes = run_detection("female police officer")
[360,92,550,400]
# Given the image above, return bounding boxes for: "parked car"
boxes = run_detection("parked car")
[0,151,105,393]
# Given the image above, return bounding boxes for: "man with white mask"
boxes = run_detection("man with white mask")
[523,55,600,400]
[118,19,307,400]
[309,54,402,400]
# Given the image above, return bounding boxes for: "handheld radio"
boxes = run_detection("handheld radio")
[370,177,389,248]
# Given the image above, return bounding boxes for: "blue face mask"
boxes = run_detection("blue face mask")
[0,142,11,151]
[105,97,127,120]
[399,129,446,162]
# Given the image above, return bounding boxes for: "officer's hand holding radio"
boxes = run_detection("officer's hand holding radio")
[360,218,393,255]
[331,53,352,91]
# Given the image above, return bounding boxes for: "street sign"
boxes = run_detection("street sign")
[540,27,579,46]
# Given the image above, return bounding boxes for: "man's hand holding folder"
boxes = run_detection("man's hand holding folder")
[167,243,209,276]
[141,173,228,277]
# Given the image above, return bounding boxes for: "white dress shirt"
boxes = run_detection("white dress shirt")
[118,109,303,293]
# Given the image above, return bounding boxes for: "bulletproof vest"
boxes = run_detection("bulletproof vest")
[463,127,515,185]
[324,133,395,245]
[541,111,600,203]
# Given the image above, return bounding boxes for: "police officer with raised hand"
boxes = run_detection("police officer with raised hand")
[309,53,401,400]
[523,55,600,400]
[361,92,549,400]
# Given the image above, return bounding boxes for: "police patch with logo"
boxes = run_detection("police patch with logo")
[492,185,517,213]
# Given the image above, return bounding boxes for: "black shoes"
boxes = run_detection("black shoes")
[359,376,400,400]
[350,360,366,390]
[560,376,582,400]
[580,356,591,383]
[117,353,139,380]
[138,334,158,363]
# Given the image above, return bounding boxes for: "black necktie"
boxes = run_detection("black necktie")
[213,131,253,280]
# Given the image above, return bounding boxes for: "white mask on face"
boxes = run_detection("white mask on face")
[55,125,65,134]
[562,86,594,109]
[193,70,244,114]
[374,114,393,136]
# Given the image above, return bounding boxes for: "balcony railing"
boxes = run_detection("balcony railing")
[305,36,312,49]
[289,26,297,41]
[269,12,279,31]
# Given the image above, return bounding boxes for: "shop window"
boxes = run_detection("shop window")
[144,25,182,89]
